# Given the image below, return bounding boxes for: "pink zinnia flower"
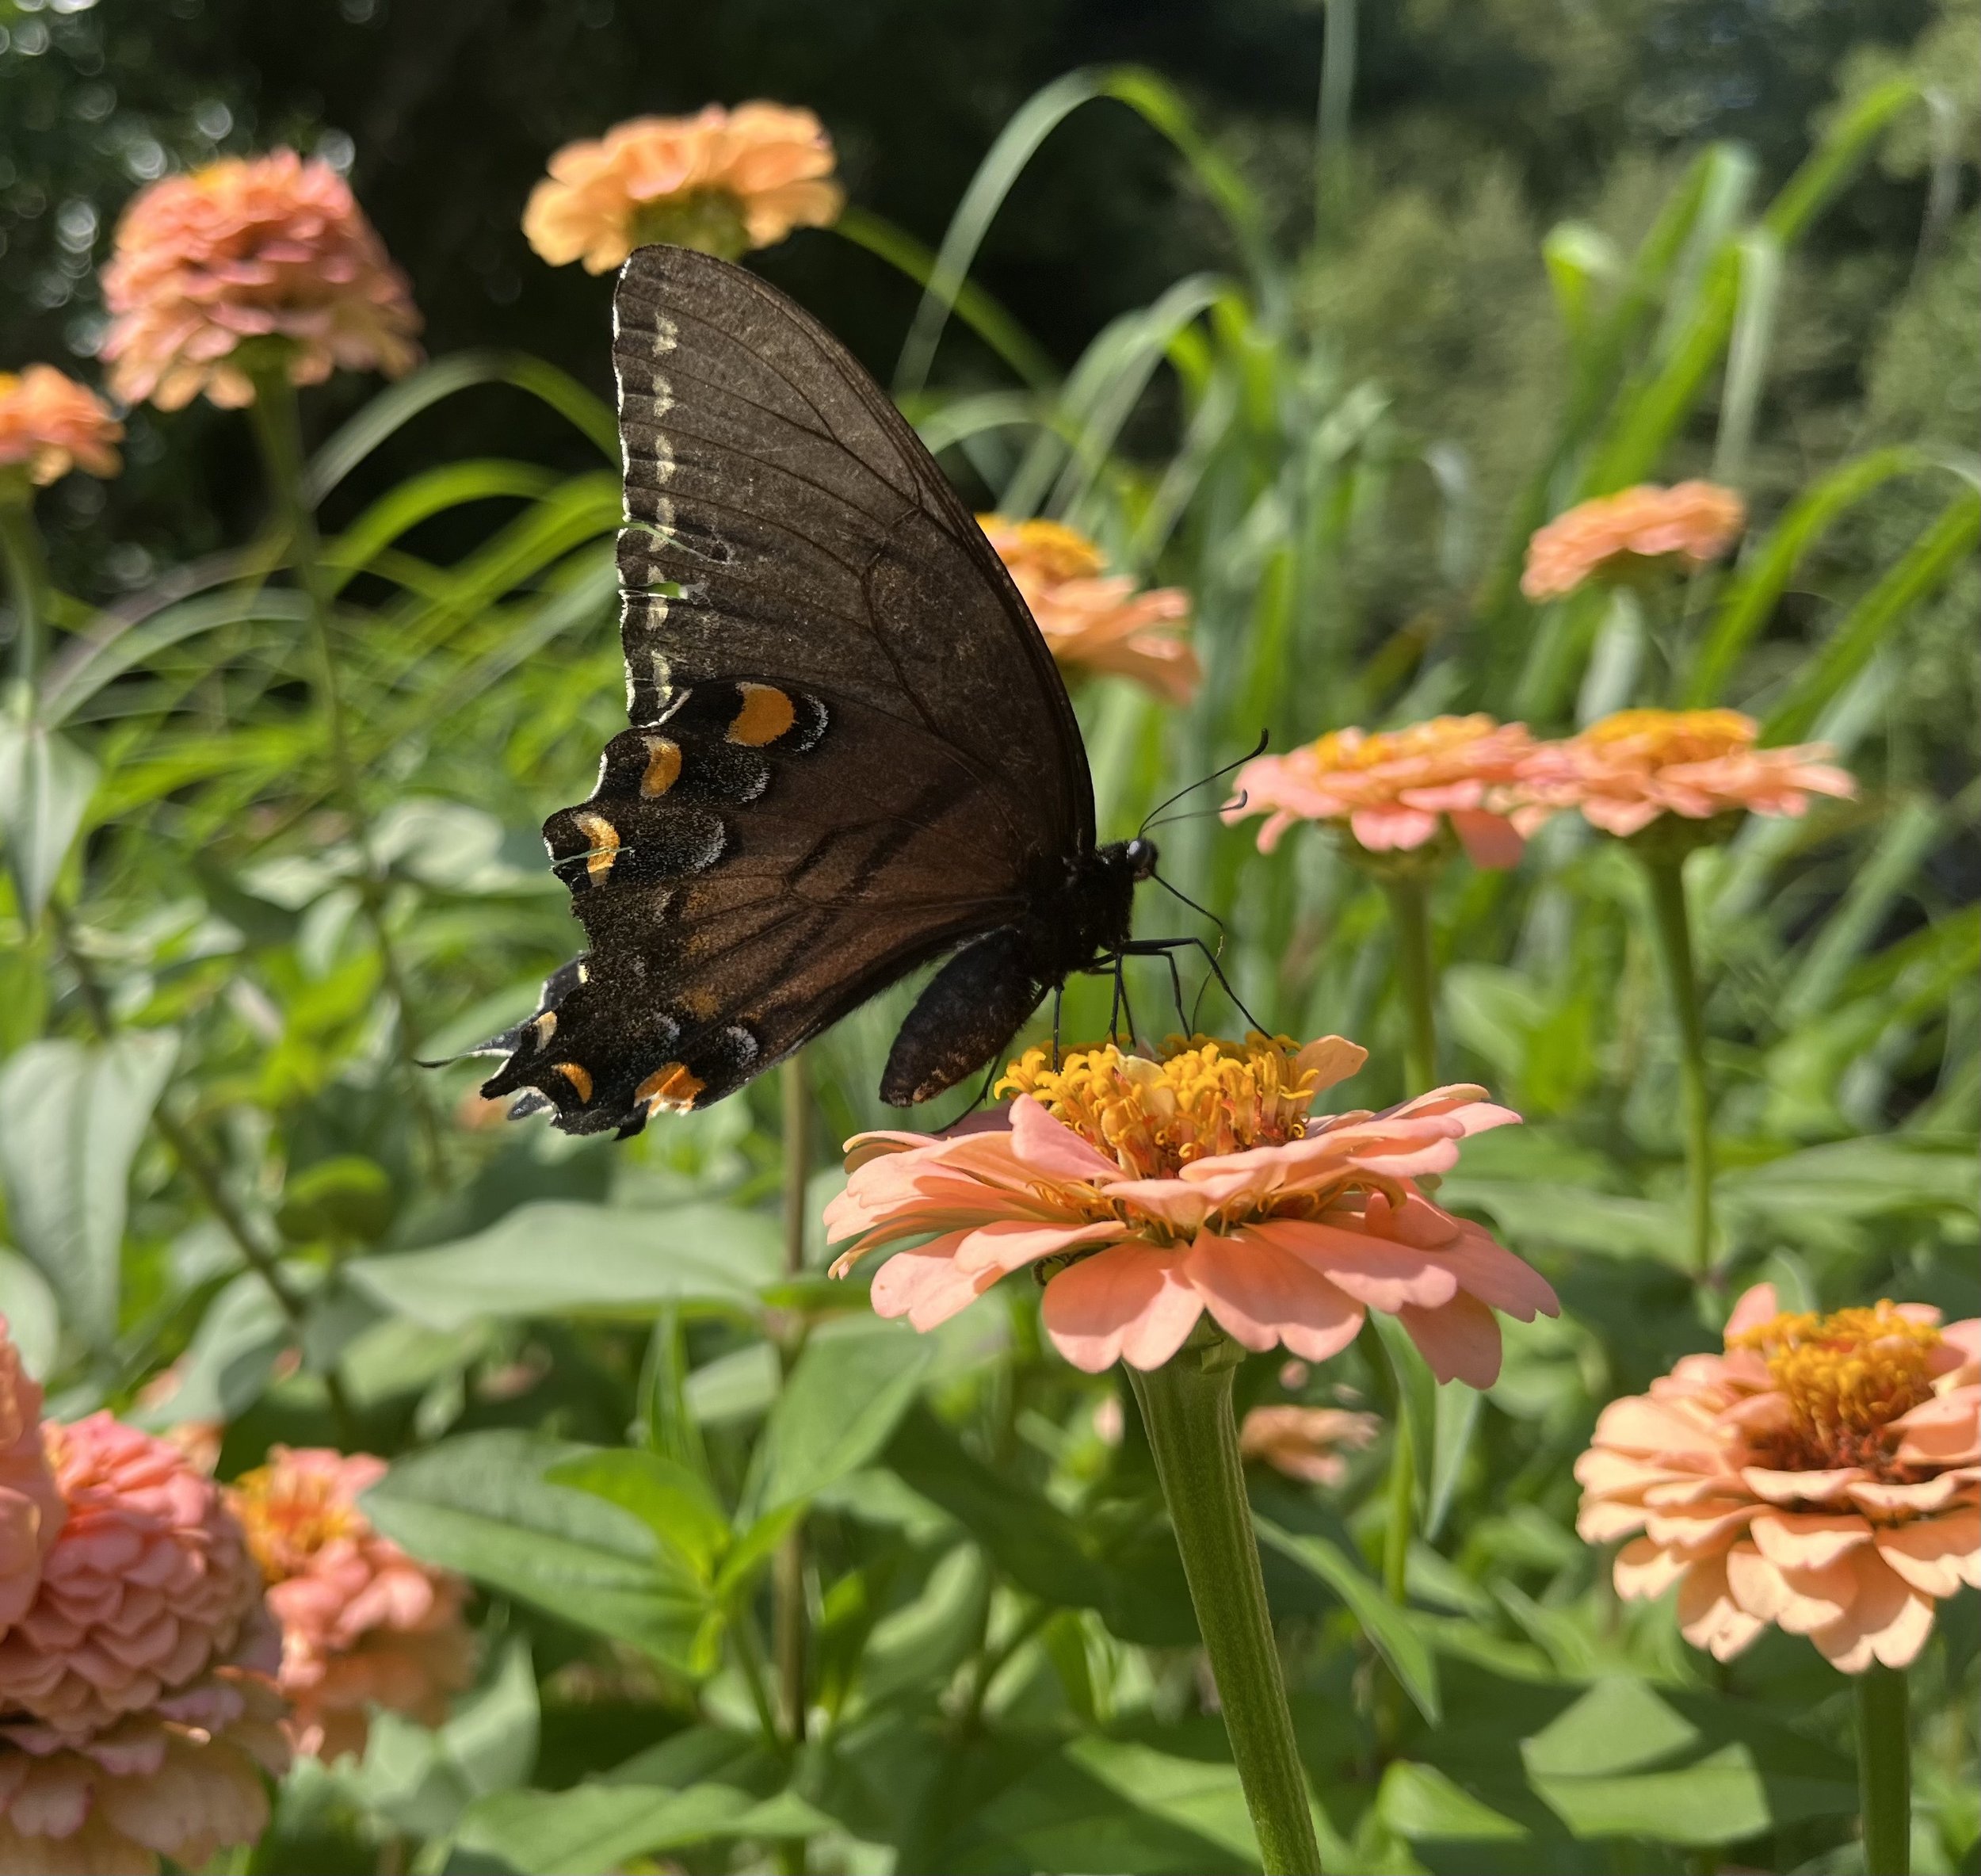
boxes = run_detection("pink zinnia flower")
[827,1033,1557,1384]
[1225,715,1536,868]
[523,103,843,272]
[0,1321,287,1875]
[229,1446,473,1762]
[99,149,422,411]
[1576,1286,1979,1672]
[0,367,123,487]
[1515,707,1856,840]
[1521,480,1746,601]
[1239,1404,1381,1485]
[977,515,1200,706]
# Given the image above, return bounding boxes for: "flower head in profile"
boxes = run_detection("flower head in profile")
[1521,480,1745,601]
[100,148,422,411]
[1576,1285,1978,1672]
[228,1446,474,1762]
[1225,715,1536,869]
[1239,1404,1381,1486]
[0,366,123,489]
[0,1319,288,1875]
[978,515,1200,705]
[524,103,842,272]
[828,1032,1557,1383]
[1516,707,1856,841]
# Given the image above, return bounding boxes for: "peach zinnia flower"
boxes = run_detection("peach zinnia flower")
[977,515,1200,705]
[1239,1404,1381,1485]
[0,1322,287,1876]
[827,1033,1557,1385]
[1576,1286,1979,1672]
[0,367,123,487]
[523,104,842,272]
[100,148,422,411]
[1517,707,1856,840]
[229,1446,474,1762]
[1521,480,1746,601]
[1225,715,1536,868]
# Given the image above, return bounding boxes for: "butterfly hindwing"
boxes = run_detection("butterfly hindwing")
[479,246,1096,1133]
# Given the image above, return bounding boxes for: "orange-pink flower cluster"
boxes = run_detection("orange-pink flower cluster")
[0,367,122,487]
[524,104,842,272]
[1521,481,1746,601]
[1577,1286,1978,1672]
[228,1446,474,1763]
[1239,1404,1381,1485]
[100,149,421,411]
[0,1324,286,1876]
[978,515,1200,706]
[828,1033,1556,1384]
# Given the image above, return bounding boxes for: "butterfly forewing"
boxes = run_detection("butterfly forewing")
[479,245,1093,1134]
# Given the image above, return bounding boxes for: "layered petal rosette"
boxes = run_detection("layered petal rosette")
[229,1447,474,1762]
[1576,1286,1979,1672]
[100,149,421,411]
[828,1034,1557,1383]
[977,515,1200,705]
[0,367,122,487]
[1521,480,1746,600]
[1225,715,1536,868]
[1516,707,1856,840]
[523,103,842,271]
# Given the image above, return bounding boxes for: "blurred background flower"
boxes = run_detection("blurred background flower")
[523,104,842,270]
[0,366,121,489]
[1521,480,1746,600]
[1239,1403,1381,1484]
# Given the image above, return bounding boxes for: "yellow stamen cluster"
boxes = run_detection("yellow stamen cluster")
[230,1460,361,1583]
[1303,714,1500,774]
[1733,1303,1944,1468]
[979,515,1107,583]
[1581,708,1754,765]
[998,1032,1322,1178]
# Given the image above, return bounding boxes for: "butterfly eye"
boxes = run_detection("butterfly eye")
[1125,838,1159,880]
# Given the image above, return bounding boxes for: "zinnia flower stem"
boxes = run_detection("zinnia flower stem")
[245,366,446,1178]
[775,1054,811,1747]
[1857,1664,1910,1875]
[1132,1351,1323,1876]
[1379,877,1438,1095]
[0,494,49,691]
[1640,854,1716,1275]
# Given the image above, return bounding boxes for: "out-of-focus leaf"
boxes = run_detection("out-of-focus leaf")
[0,713,97,923]
[1439,1177,1685,1267]
[1719,1135,1978,1243]
[546,1449,731,1584]
[132,1270,288,1427]
[1378,1760,1529,1842]
[0,1031,177,1345]
[743,1318,933,1518]
[276,1154,395,1244]
[451,1782,831,1876]
[1254,1517,1441,1724]
[345,1201,781,1328]
[362,1431,704,1668]
[0,1248,59,1377]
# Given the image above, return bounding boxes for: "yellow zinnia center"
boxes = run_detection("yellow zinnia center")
[1732,1303,1943,1470]
[1582,707,1754,766]
[998,1032,1322,1179]
[1303,714,1496,774]
[980,515,1107,584]
[231,1463,359,1582]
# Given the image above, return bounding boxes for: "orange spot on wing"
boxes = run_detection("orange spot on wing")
[727,682,796,747]
[640,735,683,797]
[636,1061,705,1114]
[574,812,620,881]
[552,1061,594,1102]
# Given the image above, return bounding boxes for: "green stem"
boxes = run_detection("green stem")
[1380,876,1438,1096]
[775,1054,812,1746]
[0,495,49,691]
[1641,854,1716,1276]
[1857,1664,1910,1875]
[246,368,445,1177]
[1132,1350,1323,1876]
[1382,1400,1415,1607]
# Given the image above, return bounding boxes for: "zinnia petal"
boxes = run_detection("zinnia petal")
[1040,1244,1201,1374]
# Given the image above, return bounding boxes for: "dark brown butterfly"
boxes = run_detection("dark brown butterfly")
[475,243,1162,1137]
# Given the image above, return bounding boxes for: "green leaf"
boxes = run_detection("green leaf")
[1377,1760,1529,1843]
[345,1201,781,1329]
[545,1448,731,1584]
[132,1270,288,1427]
[0,1248,58,1377]
[1254,1517,1441,1724]
[0,1031,177,1345]
[361,1431,705,1668]
[0,713,97,923]
[742,1318,933,1518]
[451,1782,831,1876]
[712,1501,805,1605]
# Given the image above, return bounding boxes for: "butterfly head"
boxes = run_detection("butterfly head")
[1122,837,1159,882]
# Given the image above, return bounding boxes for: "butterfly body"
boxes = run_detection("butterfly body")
[477,244,1156,1136]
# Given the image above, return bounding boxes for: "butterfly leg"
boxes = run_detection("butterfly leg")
[1052,982,1065,1069]
[1119,937,1265,1037]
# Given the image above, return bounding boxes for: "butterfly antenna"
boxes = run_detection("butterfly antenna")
[1136,730,1269,839]
[1142,788,1247,836]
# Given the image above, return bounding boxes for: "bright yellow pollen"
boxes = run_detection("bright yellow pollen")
[998,1031,1322,1179]
[231,1463,360,1584]
[1303,714,1497,774]
[1732,1303,1943,1459]
[980,514,1107,583]
[1582,707,1754,765]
